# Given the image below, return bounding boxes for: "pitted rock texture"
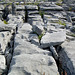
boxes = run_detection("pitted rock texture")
[41,31,66,48]
[8,23,59,75]
[0,1,75,75]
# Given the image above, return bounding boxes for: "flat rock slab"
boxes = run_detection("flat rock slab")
[28,10,39,15]
[41,31,66,48]
[8,22,59,75]
[40,5,63,11]
[46,18,59,23]
[0,21,17,33]
[28,14,41,18]
[16,5,25,10]
[32,25,44,35]
[8,54,59,75]
[14,35,51,56]
[25,5,38,10]
[31,21,44,26]
[18,23,32,34]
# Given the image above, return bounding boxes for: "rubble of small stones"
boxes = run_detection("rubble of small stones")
[0,0,75,75]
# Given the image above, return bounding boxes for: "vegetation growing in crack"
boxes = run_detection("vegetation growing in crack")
[33,30,45,42]
[56,3,62,6]
[69,7,72,11]
[25,2,39,5]
[38,33,44,41]
[3,20,8,24]
[16,3,19,5]
[57,20,66,26]
[66,32,75,37]
[68,33,75,37]
[39,11,44,18]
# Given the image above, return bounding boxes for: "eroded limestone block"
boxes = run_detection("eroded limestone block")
[41,30,66,48]
[8,54,59,75]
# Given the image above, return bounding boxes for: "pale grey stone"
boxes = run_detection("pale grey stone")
[29,17,43,21]
[50,46,58,60]
[32,25,44,35]
[49,23,65,29]
[16,11,25,16]
[43,15,52,20]
[16,5,25,10]
[28,14,41,18]
[31,21,44,26]
[8,14,23,26]
[28,10,39,15]
[28,34,39,45]
[0,21,17,33]
[44,23,64,33]
[14,35,51,56]
[66,35,75,40]
[41,30,66,48]
[8,54,59,75]
[0,5,4,11]
[66,29,75,37]
[25,5,38,10]
[46,18,59,23]
[40,5,63,11]
[18,23,32,34]
[66,22,72,29]
[59,41,75,75]
[28,18,43,25]
[8,67,31,75]
[0,31,12,54]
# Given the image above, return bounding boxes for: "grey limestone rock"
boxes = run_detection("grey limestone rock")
[0,55,6,74]
[16,5,25,10]
[41,30,66,48]
[28,34,39,45]
[0,5,4,12]
[46,18,59,23]
[18,23,32,34]
[8,54,59,75]
[25,5,38,10]
[59,41,75,75]
[50,46,58,60]
[0,31,12,54]
[28,10,39,15]
[40,4,63,11]
[32,25,44,35]
[28,14,41,18]
[14,34,51,56]
[0,21,17,33]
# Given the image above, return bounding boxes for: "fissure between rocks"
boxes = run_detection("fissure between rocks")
[0,1,75,75]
